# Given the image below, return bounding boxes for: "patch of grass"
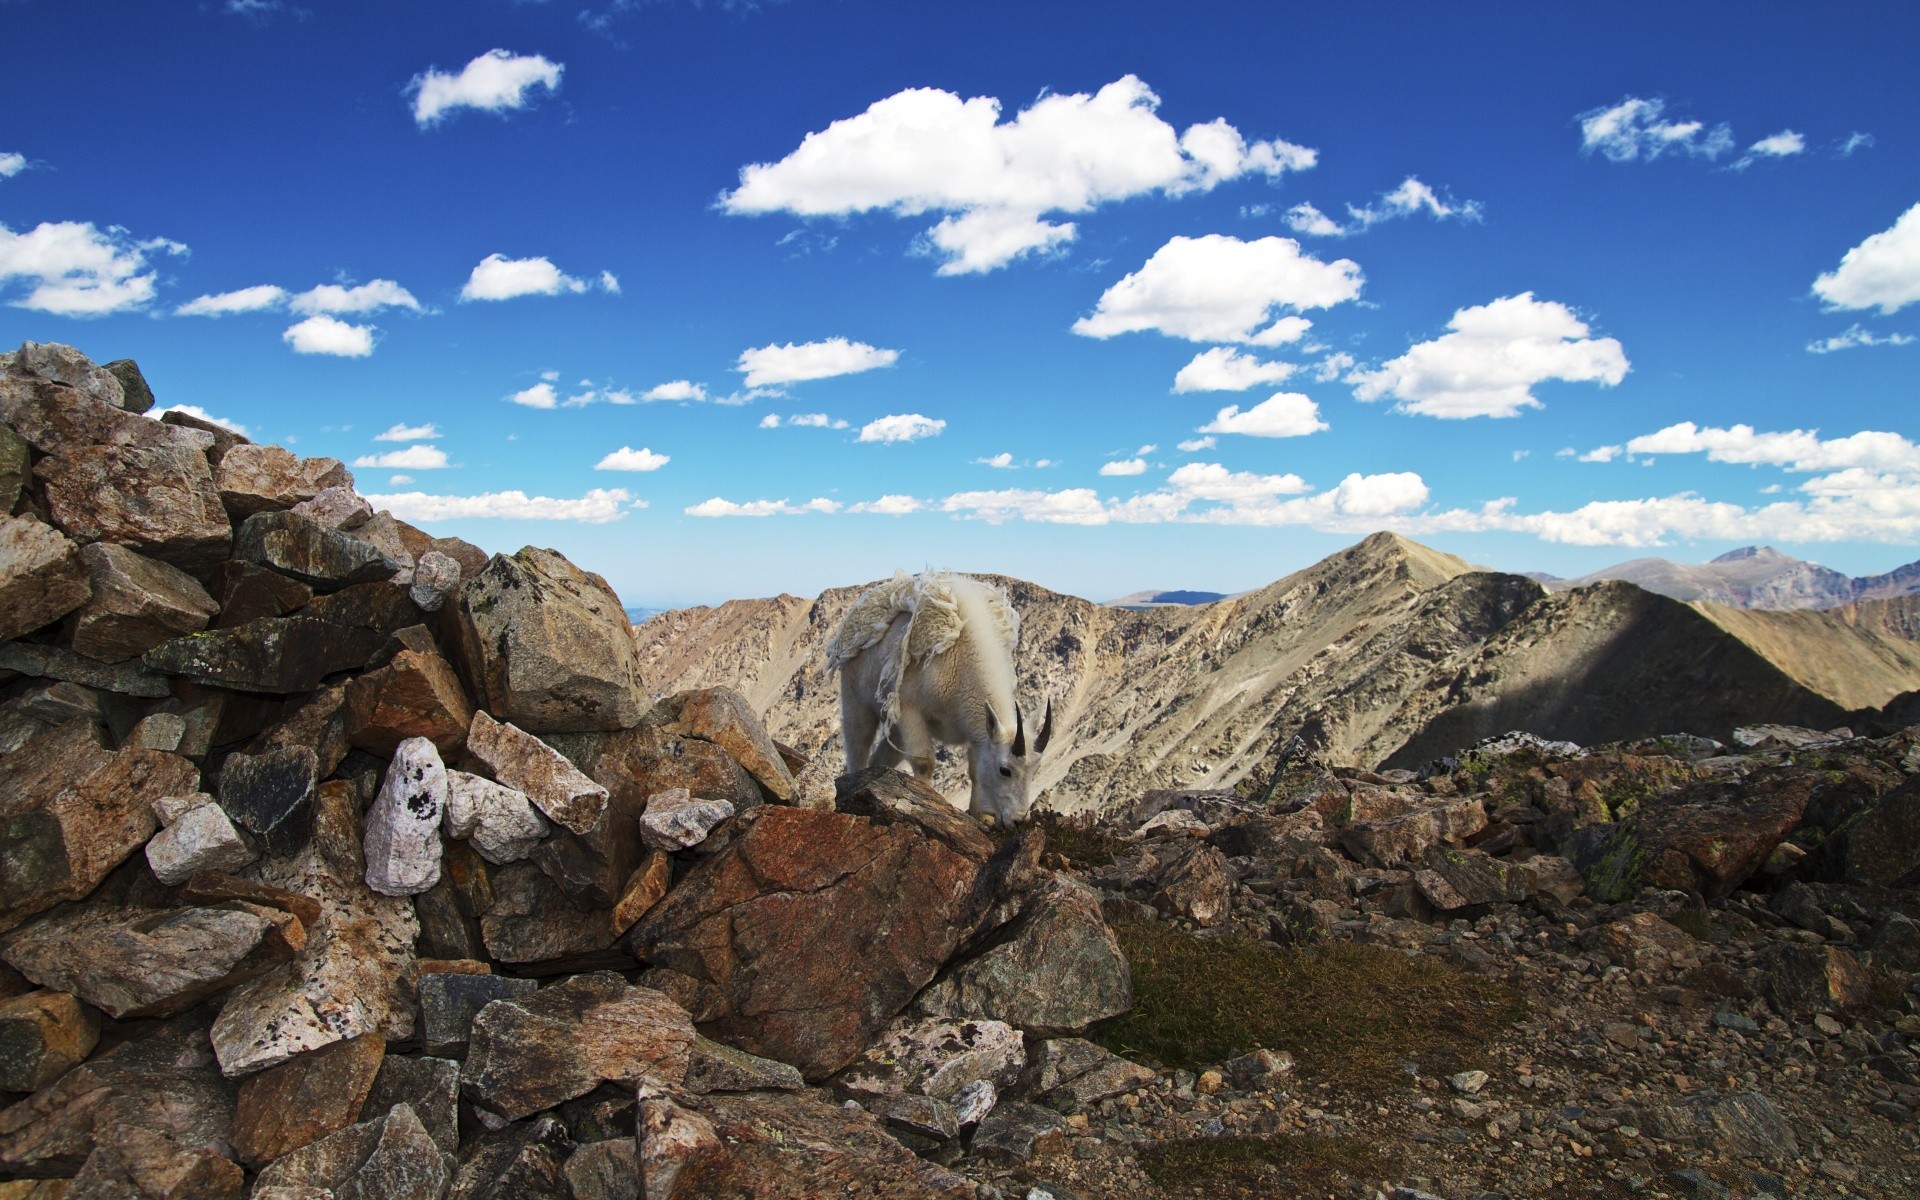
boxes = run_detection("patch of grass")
[1094,923,1527,1088]
[1029,811,1127,868]
[1669,907,1717,942]
[1137,1134,1386,1197]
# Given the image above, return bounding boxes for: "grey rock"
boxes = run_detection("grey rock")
[444,770,549,864]
[0,372,213,457]
[409,550,461,612]
[479,861,620,967]
[215,443,354,517]
[448,1115,573,1200]
[146,794,258,883]
[365,1055,462,1155]
[145,614,382,694]
[364,737,448,897]
[1024,1038,1155,1106]
[0,639,171,698]
[70,542,218,662]
[0,988,101,1092]
[0,420,27,511]
[464,711,609,836]
[563,1139,640,1200]
[234,509,399,590]
[126,711,188,752]
[639,786,734,851]
[0,513,91,640]
[102,358,154,413]
[36,442,232,569]
[253,1102,452,1200]
[292,484,376,530]
[867,1091,959,1141]
[969,1100,1067,1165]
[218,746,317,857]
[6,342,124,408]
[684,1034,806,1093]
[833,1015,1025,1102]
[418,972,538,1058]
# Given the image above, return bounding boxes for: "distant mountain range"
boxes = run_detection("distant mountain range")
[1530,545,1920,610]
[630,533,1920,816]
[1105,588,1229,609]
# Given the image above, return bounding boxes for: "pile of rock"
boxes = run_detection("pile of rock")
[0,344,1136,1198]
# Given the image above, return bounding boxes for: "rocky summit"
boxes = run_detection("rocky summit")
[0,343,1916,1200]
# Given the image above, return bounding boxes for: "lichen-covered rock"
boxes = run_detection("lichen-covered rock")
[1,373,212,457]
[364,738,448,897]
[234,509,398,590]
[215,443,354,517]
[1571,769,1819,901]
[0,421,28,511]
[443,771,549,864]
[832,1016,1025,1102]
[36,442,232,569]
[1150,841,1232,926]
[447,546,646,734]
[464,711,608,836]
[0,513,92,640]
[69,541,219,662]
[209,559,313,628]
[1830,775,1920,889]
[0,989,100,1092]
[346,649,473,758]
[229,1033,387,1168]
[145,614,383,694]
[1415,846,1530,910]
[1338,797,1489,868]
[4,342,126,409]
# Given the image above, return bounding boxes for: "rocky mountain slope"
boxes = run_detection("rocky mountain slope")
[1539,545,1920,610]
[634,536,1920,815]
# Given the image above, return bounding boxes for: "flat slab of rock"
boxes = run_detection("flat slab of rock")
[661,687,796,801]
[234,510,398,590]
[1338,797,1488,868]
[686,1035,806,1094]
[0,373,212,457]
[447,546,646,734]
[230,1033,387,1168]
[639,787,734,851]
[465,711,608,836]
[631,806,985,1079]
[347,649,473,757]
[70,541,218,662]
[0,989,100,1092]
[835,767,995,863]
[210,560,312,627]
[1025,1038,1156,1107]
[833,1016,1025,1101]
[145,614,383,694]
[215,443,353,517]
[460,971,696,1120]
[0,513,91,640]
[37,442,233,569]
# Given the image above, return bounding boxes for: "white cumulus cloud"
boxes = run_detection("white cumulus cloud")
[0,152,25,179]
[508,382,558,408]
[594,445,670,471]
[1813,203,1920,315]
[1198,392,1328,438]
[976,452,1017,468]
[366,487,635,524]
[850,495,924,515]
[375,422,440,441]
[685,497,841,517]
[290,279,421,315]
[1177,436,1216,452]
[1807,324,1915,353]
[409,50,563,128]
[283,314,375,357]
[0,220,187,316]
[642,380,707,402]
[1172,346,1297,392]
[1623,421,1920,476]
[1073,234,1360,344]
[175,284,287,316]
[722,75,1315,275]
[1100,457,1147,476]
[1578,96,1733,163]
[353,444,449,469]
[1350,292,1628,418]
[736,338,899,388]
[461,253,610,301]
[858,413,945,443]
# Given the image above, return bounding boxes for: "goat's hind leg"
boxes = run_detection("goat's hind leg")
[840,680,883,773]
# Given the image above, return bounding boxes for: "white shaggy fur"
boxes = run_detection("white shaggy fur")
[830,571,1050,823]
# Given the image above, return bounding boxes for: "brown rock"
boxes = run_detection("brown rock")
[1757,943,1875,1017]
[478,861,620,967]
[0,421,28,511]
[1415,846,1530,909]
[1594,911,1700,972]
[247,683,353,779]
[69,542,219,662]
[1338,797,1488,868]
[0,639,172,699]
[4,342,126,409]
[208,560,312,628]
[630,806,984,1079]
[1150,841,1232,926]
[234,510,398,591]
[0,990,100,1092]
[159,408,249,466]
[1834,776,1920,888]
[0,514,93,640]
[180,871,323,927]
[1576,768,1819,900]
[68,1123,245,1200]
[302,578,425,636]
[446,546,646,734]
[448,1114,573,1200]
[36,442,232,569]
[661,687,796,800]
[464,711,608,836]
[564,1139,640,1200]
[214,444,353,517]
[835,766,993,862]
[346,649,472,757]
[363,1054,461,1155]
[252,1102,449,1200]
[230,1033,387,1168]
[611,849,672,933]
[0,374,213,457]
[460,971,696,1120]
[292,485,375,530]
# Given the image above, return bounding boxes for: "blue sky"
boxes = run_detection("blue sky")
[3,0,1917,607]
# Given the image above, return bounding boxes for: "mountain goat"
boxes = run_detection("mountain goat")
[828,571,1053,824]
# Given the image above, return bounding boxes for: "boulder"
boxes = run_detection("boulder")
[209,559,312,627]
[1594,911,1701,973]
[0,638,172,698]
[234,510,398,590]
[0,514,91,640]
[464,711,608,836]
[630,806,986,1079]
[364,1055,461,1155]
[215,444,353,517]
[103,358,154,413]
[1025,1038,1156,1107]
[252,1102,451,1200]
[968,1100,1068,1166]
[479,861,621,967]
[639,787,734,851]
[36,442,232,569]
[832,1016,1025,1102]
[460,971,696,1120]
[67,1124,245,1200]
[1574,770,1819,901]
[4,342,126,409]
[563,1140,640,1200]
[661,688,796,801]
[446,546,646,734]
[0,421,27,510]
[408,550,461,613]
[834,766,994,862]
[448,1115,573,1200]
[364,738,449,897]
[1757,943,1875,1017]
[145,793,259,884]
[69,542,219,662]
[229,1033,387,1168]
[685,1035,806,1093]
[444,771,550,864]
[218,746,317,857]
[419,972,539,1058]
[292,484,375,530]
[1415,846,1530,910]
[912,873,1132,1036]
[0,989,100,1092]
[350,513,417,583]
[1150,841,1232,926]
[247,682,353,778]
[145,615,383,694]
[1338,797,1488,868]
[1831,776,1920,889]
[345,649,473,758]
[159,408,248,465]
[0,374,213,457]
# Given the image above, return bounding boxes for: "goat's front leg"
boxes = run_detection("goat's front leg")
[898,712,936,780]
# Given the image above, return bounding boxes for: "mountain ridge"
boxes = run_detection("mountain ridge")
[1538,544,1920,609]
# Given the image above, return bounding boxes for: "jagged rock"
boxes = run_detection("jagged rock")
[654,1088,971,1200]
[247,683,353,778]
[446,546,646,734]
[1339,797,1489,868]
[1025,1038,1156,1107]
[1415,846,1530,910]
[345,649,472,757]
[611,849,672,932]
[292,484,375,530]
[252,1102,450,1200]
[67,1123,246,1200]
[1867,912,1920,973]
[1831,776,1920,888]
[1150,841,1232,926]
[214,443,353,517]
[914,874,1131,1036]
[69,542,218,662]
[419,972,537,1057]
[1572,770,1818,901]
[867,1092,960,1141]
[408,550,461,613]
[300,579,425,638]
[639,787,734,851]
[686,1035,806,1093]
[5,342,126,409]
[0,738,199,933]
[661,687,796,801]
[210,842,418,1078]
[181,871,323,927]
[563,1139,640,1200]
[1638,1090,1800,1167]
[127,711,187,751]
[364,738,448,897]
[144,615,382,694]
[0,990,100,1092]
[480,862,620,967]
[834,766,993,862]
[217,746,316,857]
[1224,1047,1296,1091]
[1516,854,1586,903]
[0,1016,236,1177]
[444,771,549,864]
[365,1055,461,1155]
[350,513,417,583]
[631,806,986,1079]
[0,421,27,510]
[0,374,212,457]
[552,723,768,819]
[209,559,312,627]
[103,358,153,413]
[159,408,248,466]
[1,900,304,1019]
[37,442,232,569]
[969,1100,1068,1165]
[0,514,91,640]
[145,793,258,883]
[464,711,608,836]
[460,972,696,1120]
[230,1033,387,1168]
[833,1016,1025,1102]
[1594,911,1701,972]
[0,639,171,698]
[448,1115,573,1200]
[234,510,397,590]
[1757,943,1874,1017]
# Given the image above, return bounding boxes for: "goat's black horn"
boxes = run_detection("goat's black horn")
[1035,699,1055,753]
[1012,706,1026,756]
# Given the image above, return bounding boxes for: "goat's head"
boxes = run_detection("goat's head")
[971,700,1054,825]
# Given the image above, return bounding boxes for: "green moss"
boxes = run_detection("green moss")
[1093,923,1527,1087]
[1582,826,1649,904]
[1137,1134,1387,1196]
[1027,811,1126,867]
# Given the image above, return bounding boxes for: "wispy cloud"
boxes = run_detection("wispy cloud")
[353,443,448,469]
[366,487,637,523]
[460,254,613,301]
